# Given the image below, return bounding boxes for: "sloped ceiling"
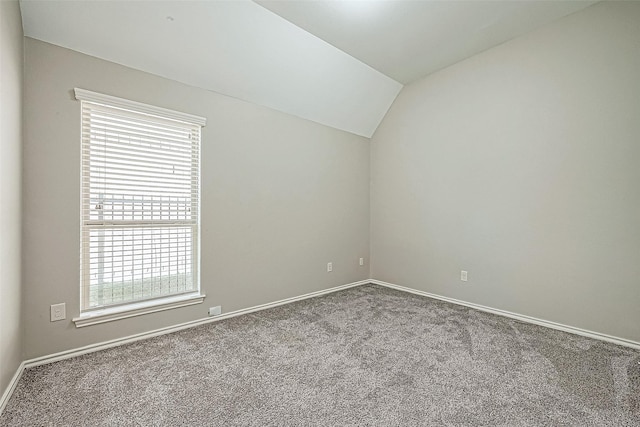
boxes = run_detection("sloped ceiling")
[19,0,401,138]
[257,0,597,84]
[19,0,595,137]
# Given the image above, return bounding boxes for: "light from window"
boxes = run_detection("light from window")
[76,89,205,313]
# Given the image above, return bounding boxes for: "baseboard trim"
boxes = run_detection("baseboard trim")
[23,280,370,369]
[0,361,26,416]
[8,283,371,414]
[370,279,640,350]
[5,277,637,416]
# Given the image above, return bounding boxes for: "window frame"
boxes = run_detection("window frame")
[73,88,206,327]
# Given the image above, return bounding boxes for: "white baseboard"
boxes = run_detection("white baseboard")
[23,280,370,369]
[370,279,640,350]
[0,361,25,416]
[4,277,637,417]
[0,280,368,415]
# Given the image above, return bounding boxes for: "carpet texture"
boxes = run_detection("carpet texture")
[1,284,639,426]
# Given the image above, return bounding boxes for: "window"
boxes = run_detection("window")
[75,89,206,325]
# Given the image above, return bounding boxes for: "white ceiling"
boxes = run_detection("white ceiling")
[19,0,596,137]
[257,1,597,84]
[19,0,401,138]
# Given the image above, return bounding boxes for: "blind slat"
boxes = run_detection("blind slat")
[83,140,195,162]
[82,114,197,142]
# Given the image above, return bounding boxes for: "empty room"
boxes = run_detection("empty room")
[1,0,639,425]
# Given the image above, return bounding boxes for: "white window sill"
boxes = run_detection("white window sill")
[72,293,206,328]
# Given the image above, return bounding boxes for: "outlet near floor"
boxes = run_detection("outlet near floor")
[50,303,66,321]
[461,270,468,282]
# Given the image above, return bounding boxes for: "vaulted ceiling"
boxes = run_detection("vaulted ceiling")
[19,0,596,137]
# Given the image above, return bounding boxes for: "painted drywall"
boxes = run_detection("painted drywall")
[20,0,402,138]
[22,38,370,359]
[371,2,640,343]
[0,0,23,397]
[257,0,595,84]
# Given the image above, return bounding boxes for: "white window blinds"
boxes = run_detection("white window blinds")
[76,89,205,312]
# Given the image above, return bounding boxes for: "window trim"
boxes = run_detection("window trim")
[74,88,207,126]
[72,292,206,328]
[74,89,206,326]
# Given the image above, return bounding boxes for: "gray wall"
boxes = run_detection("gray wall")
[23,38,370,359]
[0,0,23,397]
[371,2,640,343]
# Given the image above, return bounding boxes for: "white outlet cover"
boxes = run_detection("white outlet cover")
[50,303,66,321]
[461,271,468,282]
[209,306,222,316]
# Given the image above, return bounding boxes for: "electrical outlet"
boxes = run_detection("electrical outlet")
[359,258,364,266]
[327,262,333,272]
[208,306,222,316]
[461,270,468,282]
[50,303,66,322]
